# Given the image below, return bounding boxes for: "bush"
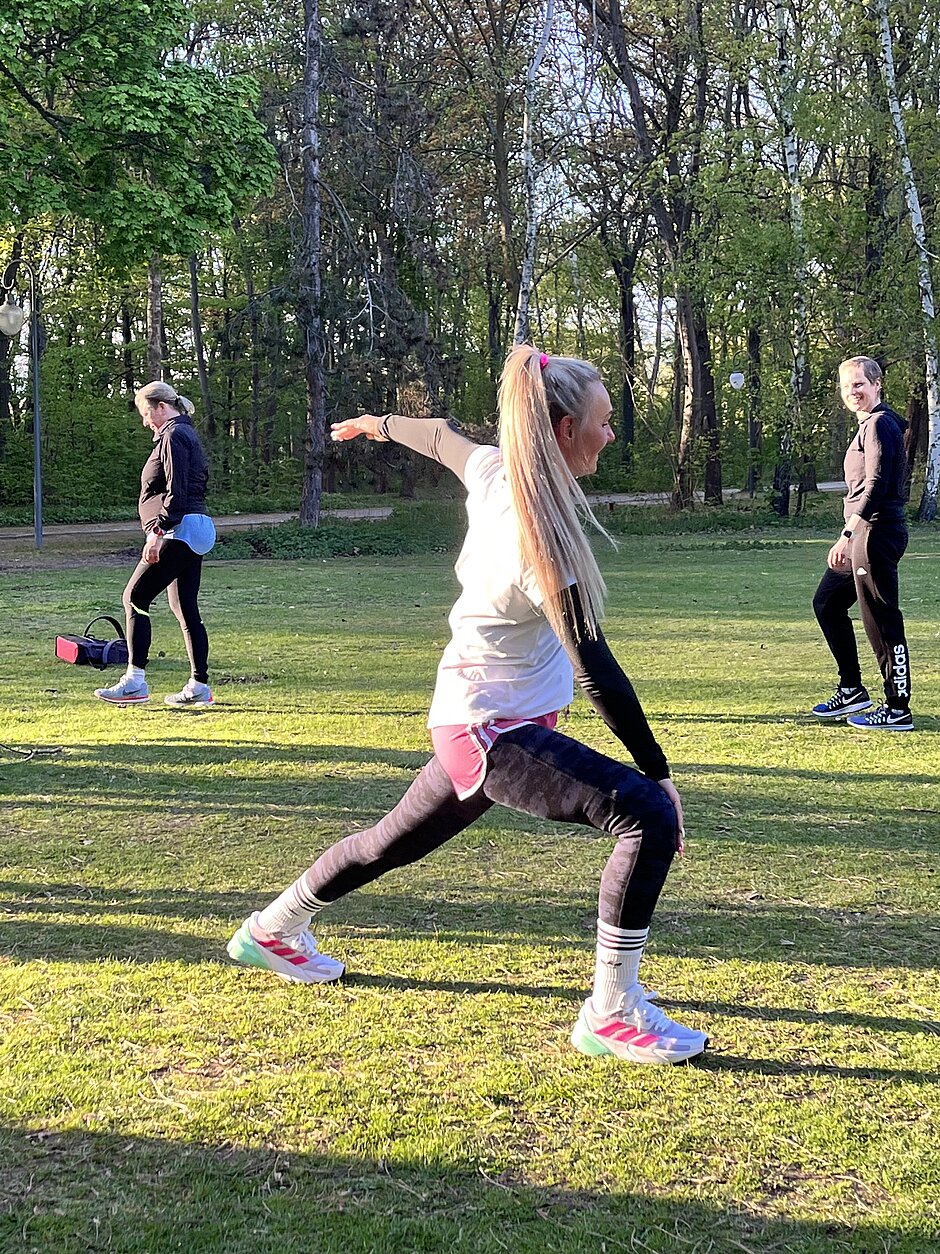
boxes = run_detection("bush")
[213,501,465,560]
[213,494,859,562]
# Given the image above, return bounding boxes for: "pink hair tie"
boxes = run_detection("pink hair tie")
[538,352,549,369]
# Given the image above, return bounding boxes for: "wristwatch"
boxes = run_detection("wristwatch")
[842,529,853,540]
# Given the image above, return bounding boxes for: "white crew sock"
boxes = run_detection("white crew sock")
[591,920,649,1017]
[126,666,146,683]
[256,877,329,938]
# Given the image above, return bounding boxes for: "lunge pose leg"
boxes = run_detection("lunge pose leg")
[230,346,707,1063]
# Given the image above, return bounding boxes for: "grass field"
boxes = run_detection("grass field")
[1,529,939,1253]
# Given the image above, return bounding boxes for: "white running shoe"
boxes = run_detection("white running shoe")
[226,913,345,984]
[571,987,708,1064]
[94,675,150,704]
[165,680,214,707]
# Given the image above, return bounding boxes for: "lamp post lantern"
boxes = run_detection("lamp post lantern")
[0,261,42,549]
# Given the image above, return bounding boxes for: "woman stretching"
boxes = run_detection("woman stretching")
[228,346,708,1064]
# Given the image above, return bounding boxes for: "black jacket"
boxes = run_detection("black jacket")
[138,414,209,534]
[843,402,908,525]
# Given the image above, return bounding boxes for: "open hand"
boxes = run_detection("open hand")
[330,415,390,443]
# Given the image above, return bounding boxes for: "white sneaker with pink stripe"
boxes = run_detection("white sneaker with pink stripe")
[571,989,707,1064]
[226,912,345,984]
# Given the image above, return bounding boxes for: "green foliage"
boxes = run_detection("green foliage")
[214,502,465,559]
[0,0,275,262]
[209,495,870,563]
[2,0,940,517]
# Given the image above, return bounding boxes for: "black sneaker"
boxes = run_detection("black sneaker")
[812,686,872,719]
[847,704,914,732]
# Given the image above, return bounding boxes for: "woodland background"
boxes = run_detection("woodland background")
[2,0,940,523]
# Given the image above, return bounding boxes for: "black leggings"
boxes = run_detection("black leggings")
[300,723,678,930]
[813,522,910,708]
[123,540,209,682]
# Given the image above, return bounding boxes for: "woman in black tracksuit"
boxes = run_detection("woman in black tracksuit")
[95,380,215,707]
[811,355,913,731]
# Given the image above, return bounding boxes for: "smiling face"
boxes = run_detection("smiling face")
[557,381,615,477]
[839,364,882,418]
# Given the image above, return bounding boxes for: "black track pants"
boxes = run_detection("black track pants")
[123,540,209,681]
[813,522,911,708]
[299,723,679,930]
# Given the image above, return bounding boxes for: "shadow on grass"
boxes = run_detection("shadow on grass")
[4,741,939,852]
[2,883,940,971]
[663,712,940,733]
[0,1123,934,1254]
[682,760,940,788]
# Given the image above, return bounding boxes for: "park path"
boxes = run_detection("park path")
[0,483,846,544]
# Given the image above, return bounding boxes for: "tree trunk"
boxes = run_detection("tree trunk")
[693,297,722,504]
[875,0,940,520]
[0,244,24,450]
[610,245,637,461]
[596,0,721,508]
[492,88,521,322]
[513,0,554,345]
[298,0,326,529]
[772,0,811,518]
[233,223,261,476]
[673,312,694,509]
[146,254,164,382]
[745,322,762,494]
[121,296,135,410]
[904,367,927,493]
[262,309,282,467]
[189,255,215,446]
[485,260,502,385]
[865,53,889,285]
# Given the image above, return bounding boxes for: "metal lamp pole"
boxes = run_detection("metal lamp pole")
[0,259,42,548]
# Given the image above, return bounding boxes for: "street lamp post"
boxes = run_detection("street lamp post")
[0,260,42,549]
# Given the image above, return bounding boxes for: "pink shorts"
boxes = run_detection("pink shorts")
[431,711,560,800]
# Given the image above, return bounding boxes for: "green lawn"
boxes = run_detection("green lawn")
[1,532,939,1253]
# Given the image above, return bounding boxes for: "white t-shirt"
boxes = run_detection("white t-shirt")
[427,445,574,727]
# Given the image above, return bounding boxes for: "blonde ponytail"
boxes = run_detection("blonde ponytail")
[498,345,612,641]
[135,380,195,416]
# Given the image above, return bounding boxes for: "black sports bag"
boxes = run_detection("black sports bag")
[55,615,129,669]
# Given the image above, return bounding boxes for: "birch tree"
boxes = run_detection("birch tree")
[873,0,940,520]
[514,0,555,344]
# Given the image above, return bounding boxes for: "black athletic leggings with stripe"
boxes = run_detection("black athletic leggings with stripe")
[123,539,209,682]
[298,723,678,930]
[813,522,910,709]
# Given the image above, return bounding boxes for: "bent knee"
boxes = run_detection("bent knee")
[611,782,677,847]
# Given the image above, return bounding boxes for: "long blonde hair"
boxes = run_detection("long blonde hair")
[498,344,612,641]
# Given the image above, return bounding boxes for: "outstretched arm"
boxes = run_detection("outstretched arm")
[331,414,478,483]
